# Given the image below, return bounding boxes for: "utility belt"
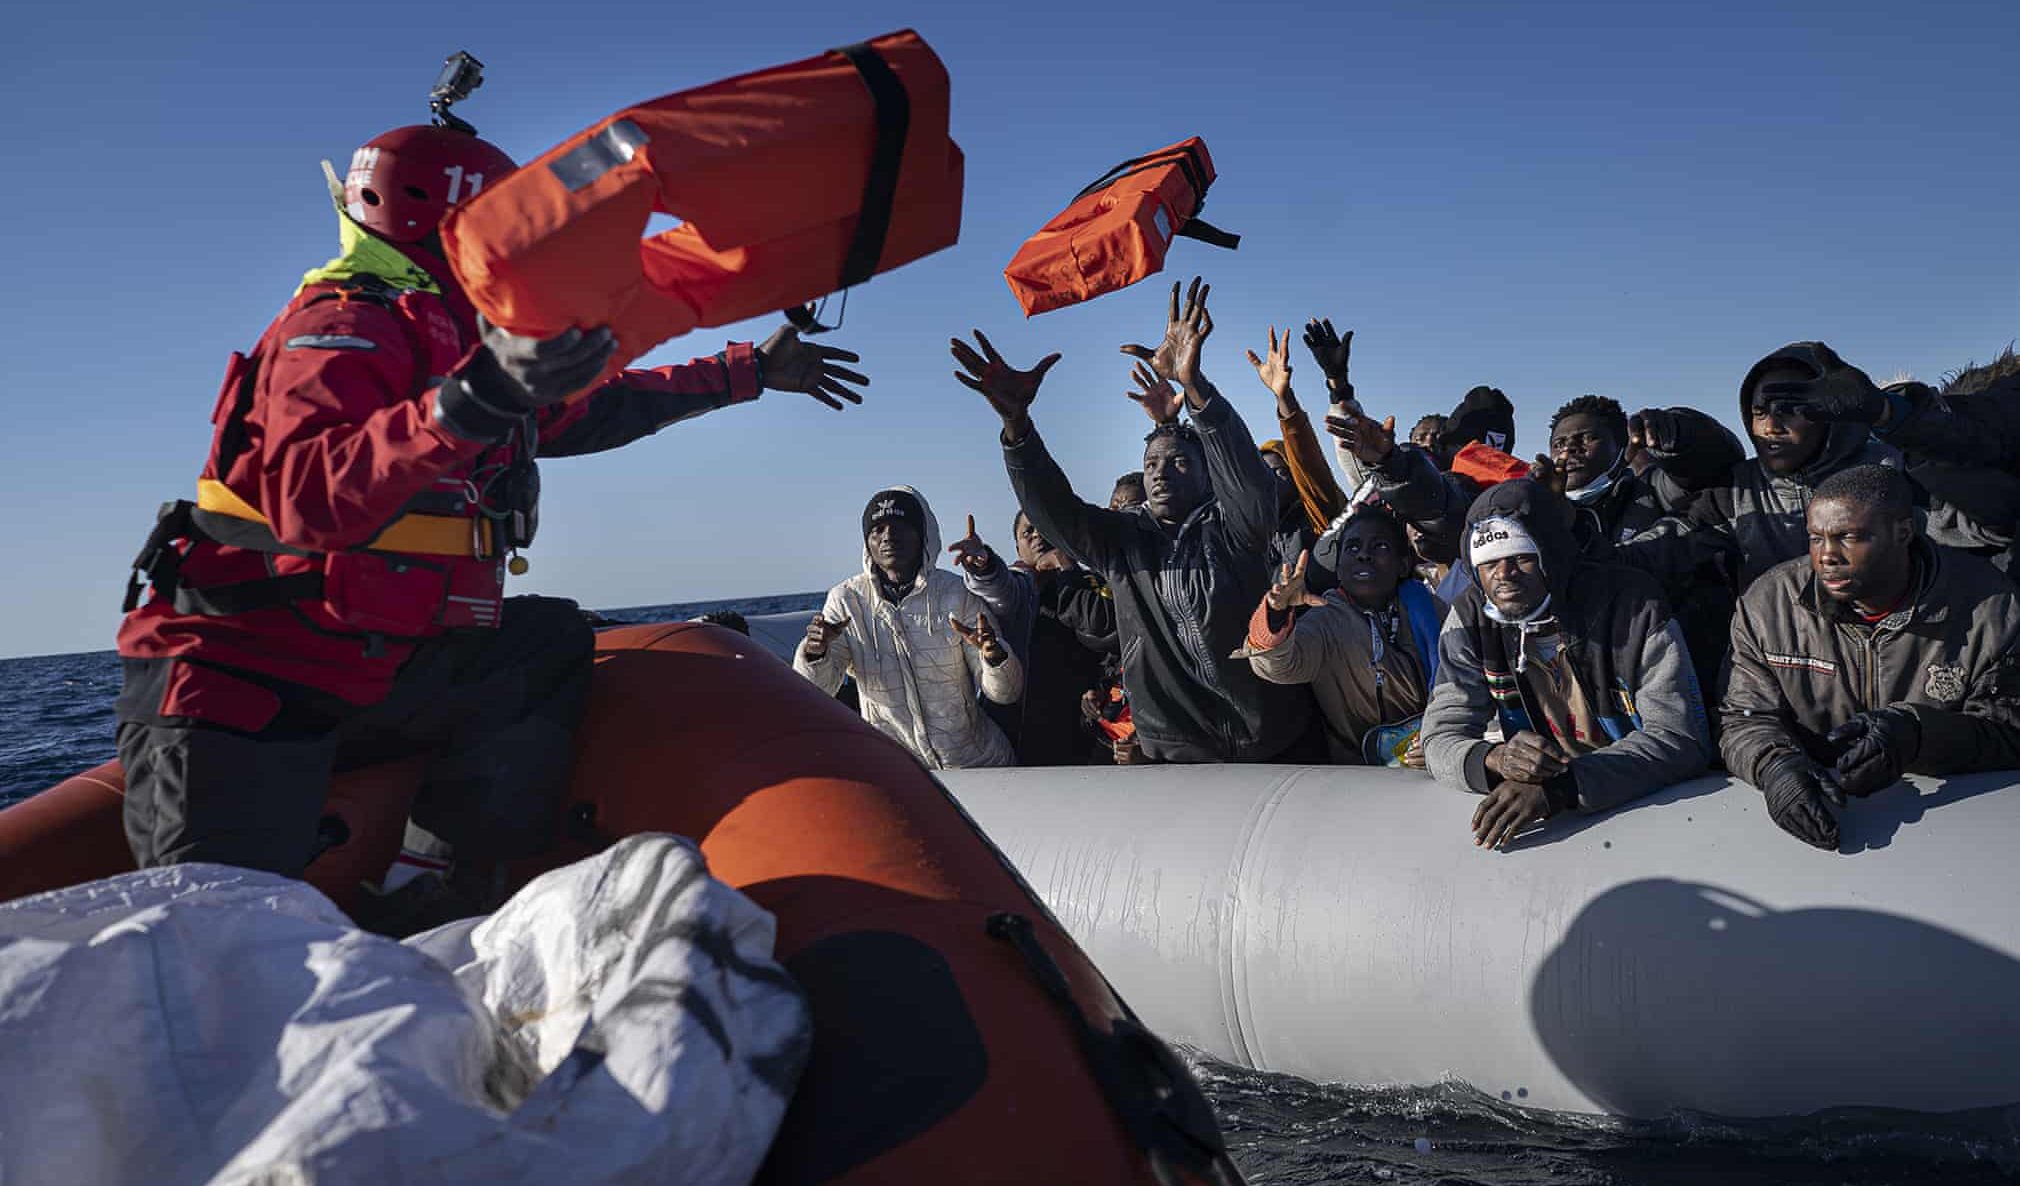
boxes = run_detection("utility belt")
[124,478,516,639]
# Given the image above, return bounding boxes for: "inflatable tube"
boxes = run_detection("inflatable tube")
[1004,137,1235,317]
[0,760,420,914]
[938,763,2020,1119]
[0,624,1233,1186]
[442,29,963,394]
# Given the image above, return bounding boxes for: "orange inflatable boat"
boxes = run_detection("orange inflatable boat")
[0,623,1239,1186]
[442,30,964,395]
[1004,137,1238,317]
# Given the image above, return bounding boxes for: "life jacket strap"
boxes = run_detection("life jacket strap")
[783,40,911,335]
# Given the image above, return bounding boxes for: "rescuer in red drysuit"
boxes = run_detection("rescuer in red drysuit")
[116,79,869,930]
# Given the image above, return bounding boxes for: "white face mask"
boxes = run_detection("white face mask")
[1565,454,1628,505]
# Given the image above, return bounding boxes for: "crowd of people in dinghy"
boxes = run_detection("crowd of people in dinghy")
[788,277,2020,854]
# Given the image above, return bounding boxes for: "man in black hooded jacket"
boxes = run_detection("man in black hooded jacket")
[1618,343,1910,598]
[950,279,1308,763]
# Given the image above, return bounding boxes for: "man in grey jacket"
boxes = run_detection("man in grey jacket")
[1422,479,1711,849]
[1722,465,2020,851]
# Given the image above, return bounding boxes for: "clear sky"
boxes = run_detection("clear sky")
[2,0,2014,658]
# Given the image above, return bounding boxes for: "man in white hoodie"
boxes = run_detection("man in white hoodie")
[794,487,1023,768]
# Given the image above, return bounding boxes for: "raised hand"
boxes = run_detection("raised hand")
[948,612,1009,666]
[1246,325,1297,414]
[1325,407,1397,465]
[946,514,995,575]
[1120,276,1214,391]
[758,324,869,410]
[1267,549,1329,613]
[802,613,851,660]
[1529,453,1568,497]
[1301,317,1354,394]
[1126,362,1184,425]
[952,330,1059,434]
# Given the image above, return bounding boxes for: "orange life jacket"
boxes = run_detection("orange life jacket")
[1004,137,1239,317]
[441,30,963,398]
[1449,441,1532,488]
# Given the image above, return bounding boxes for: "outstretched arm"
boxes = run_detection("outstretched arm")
[540,325,867,457]
[1120,278,1279,553]
[1250,325,1347,531]
[954,331,1136,576]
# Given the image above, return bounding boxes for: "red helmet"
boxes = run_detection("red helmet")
[343,125,516,242]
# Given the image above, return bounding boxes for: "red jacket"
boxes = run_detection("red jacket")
[119,242,758,722]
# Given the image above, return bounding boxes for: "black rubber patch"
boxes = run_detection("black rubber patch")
[757,930,988,1186]
[549,119,650,192]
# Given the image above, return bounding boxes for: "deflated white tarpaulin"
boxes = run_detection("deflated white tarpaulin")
[0,834,810,1186]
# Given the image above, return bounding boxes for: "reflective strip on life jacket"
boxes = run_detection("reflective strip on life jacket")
[196,479,492,558]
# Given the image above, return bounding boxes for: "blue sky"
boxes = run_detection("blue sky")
[2,0,2014,658]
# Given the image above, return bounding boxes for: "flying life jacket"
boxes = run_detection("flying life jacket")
[124,270,529,643]
[1003,137,1239,317]
[440,29,963,399]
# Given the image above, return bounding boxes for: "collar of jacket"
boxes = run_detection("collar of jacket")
[1144,496,1220,540]
[1792,537,1945,627]
[298,204,445,298]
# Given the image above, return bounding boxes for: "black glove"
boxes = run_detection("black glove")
[1757,359,1885,424]
[1827,707,1920,798]
[436,319,617,443]
[1301,318,1353,400]
[1758,752,1840,851]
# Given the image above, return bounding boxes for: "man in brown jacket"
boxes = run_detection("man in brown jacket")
[1722,465,2020,850]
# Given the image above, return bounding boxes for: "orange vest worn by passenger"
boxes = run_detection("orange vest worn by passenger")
[1004,137,1239,317]
[441,30,963,396]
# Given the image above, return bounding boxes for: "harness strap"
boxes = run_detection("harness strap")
[1070,141,1239,251]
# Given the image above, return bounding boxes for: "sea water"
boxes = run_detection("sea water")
[2,599,2013,1185]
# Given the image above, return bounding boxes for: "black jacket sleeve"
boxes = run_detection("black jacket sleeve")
[1004,424,1136,578]
[1189,382,1279,556]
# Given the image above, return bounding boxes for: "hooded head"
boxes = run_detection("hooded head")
[861,486,941,593]
[1438,386,1516,459]
[1463,478,1579,620]
[1316,505,1411,611]
[1739,342,1871,480]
